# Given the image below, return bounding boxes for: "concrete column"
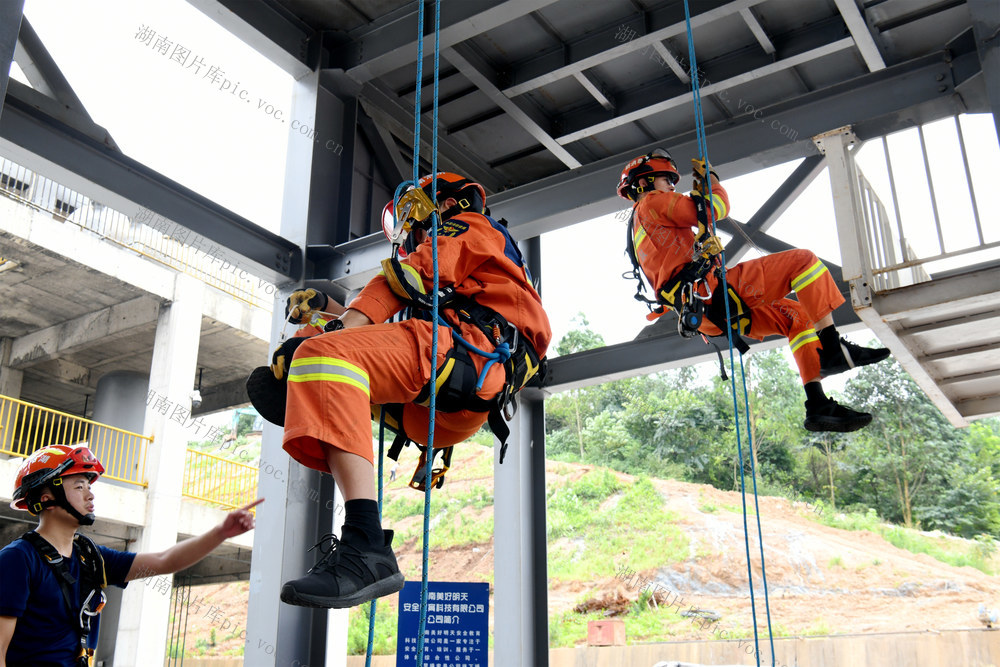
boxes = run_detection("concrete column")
[0,337,24,399]
[115,273,203,666]
[89,370,148,667]
[90,371,148,486]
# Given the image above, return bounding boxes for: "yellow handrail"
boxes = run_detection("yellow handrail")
[0,394,150,487]
[0,395,260,510]
[182,448,259,510]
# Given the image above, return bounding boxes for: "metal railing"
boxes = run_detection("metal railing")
[182,448,259,510]
[847,115,999,293]
[0,395,149,487]
[0,157,275,310]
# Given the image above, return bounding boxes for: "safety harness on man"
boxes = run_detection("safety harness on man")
[379,216,544,491]
[20,530,107,667]
[624,182,751,376]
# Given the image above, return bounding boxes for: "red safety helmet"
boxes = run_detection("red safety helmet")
[11,444,104,516]
[418,172,487,217]
[382,172,488,256]
[616,148,680,201]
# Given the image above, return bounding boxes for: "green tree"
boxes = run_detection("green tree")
[840,359,1000,536]
[548,313,606,460]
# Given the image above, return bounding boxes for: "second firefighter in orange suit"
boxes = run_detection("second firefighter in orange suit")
[271,172,551,610]
[618,149,890,432]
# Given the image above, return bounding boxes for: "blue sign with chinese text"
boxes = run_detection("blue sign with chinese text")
[396,581,488,666]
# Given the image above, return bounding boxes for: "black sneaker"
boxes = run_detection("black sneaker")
[819,337,890,378]
[804,398,872,432]
[280,530,405,609]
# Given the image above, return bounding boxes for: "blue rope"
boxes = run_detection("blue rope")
[435,314,511,390]
[416,1,442,664]
[681,2,775,664]
[364,412,388,666]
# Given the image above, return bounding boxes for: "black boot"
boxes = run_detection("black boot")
[280,530,405,609]
[804,397,872,432]
[818,334,890,378]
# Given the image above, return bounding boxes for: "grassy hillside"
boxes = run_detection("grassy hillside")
[176,441,1000,658]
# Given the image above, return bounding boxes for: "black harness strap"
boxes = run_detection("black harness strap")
[20,531,106,666]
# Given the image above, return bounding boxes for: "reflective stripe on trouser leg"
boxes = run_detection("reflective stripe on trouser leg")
[283,321,448,470]
[281,320,503,472]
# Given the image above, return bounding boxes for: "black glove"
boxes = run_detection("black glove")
[285,289,327,324]
[270,337,309,381]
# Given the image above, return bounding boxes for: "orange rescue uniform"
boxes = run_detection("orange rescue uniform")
[283,212,551,473]
[632,185,844,384]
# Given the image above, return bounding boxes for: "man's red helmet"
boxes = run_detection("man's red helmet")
[418,172,487,216]
[11,444,104,514]
[616,148,680,201]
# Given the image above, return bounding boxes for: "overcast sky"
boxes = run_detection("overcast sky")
[15,0,1000,381]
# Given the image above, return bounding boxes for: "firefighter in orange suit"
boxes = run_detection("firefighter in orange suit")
[617,149,889,432]
[266,172,551,610]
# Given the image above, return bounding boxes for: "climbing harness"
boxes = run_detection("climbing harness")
[682,1,776,664]
[20,531,107,667]
[378,219,544,482]
[623,204,749,378]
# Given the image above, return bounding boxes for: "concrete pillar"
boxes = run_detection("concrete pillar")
[89,370,148,667]
[115,273,203,666]
[0,337,24,399]
[90,371,148,486]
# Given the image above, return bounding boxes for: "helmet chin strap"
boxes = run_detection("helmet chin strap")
[48,479,96,526]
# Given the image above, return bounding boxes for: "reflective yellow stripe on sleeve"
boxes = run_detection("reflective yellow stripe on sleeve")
[709,193,728,220]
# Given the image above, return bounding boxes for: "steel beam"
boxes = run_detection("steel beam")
[490,48,976,241]
[0,0,23,125]
[556,36,854,145]
[186,0,316,79]
[0,83,301,284]
[358,81,507,193]
[833,0,886,71]
[358,110,409,187]
[327,0,561,84]
[540,300,862,395]
[5,79,117,151]
[651,41,690,84]
[724,154,827,263]
[443,44,581,169]
[572,71,614,111]
[719,221,848,287]
[319,50,975,296]
[740,6,775,55]
[503,0,756,97]
[969,0,1000,143]
[15,17,109,140]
